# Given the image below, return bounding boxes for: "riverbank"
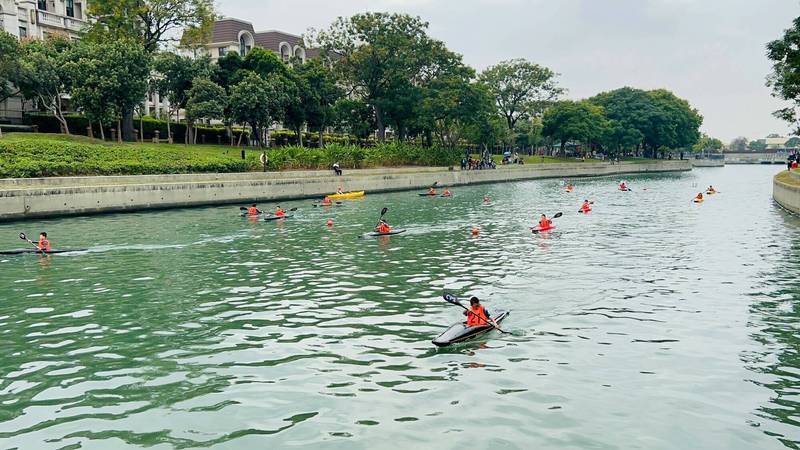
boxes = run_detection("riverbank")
[774,169,800,215]
[0,160,690,221]
[691,159,725,167]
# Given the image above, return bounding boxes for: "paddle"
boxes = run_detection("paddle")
[443,293,509,334]
[374,207,388,230]
[19,232,45,255]
[531,212,563,233]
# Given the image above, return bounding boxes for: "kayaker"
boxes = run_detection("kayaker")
[322,196,333,206]
[375,219,392,234]
[539,214,553,230]
[336,187,344,194]
[707,185,716,193]
[566,183,574,191]
[483,195,490,203]
[580,200,591,212]
[463,297,499,328]
[247,204,261,216]
[695,192,704,202]
[275,206,286,217]
[619,182,628,191]
[442,187,451,197]
[428,186,437,196]
[37,232,51,253]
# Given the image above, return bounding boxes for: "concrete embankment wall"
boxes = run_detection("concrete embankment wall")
[0,160,690,221]
[691,160,725,167]
[774,170,800,215]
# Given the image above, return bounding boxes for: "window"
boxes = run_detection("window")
[218,47,228,57]
[19,26,27,38]
[280,44,291,62]
[37,0,46,11]
[66,0,74,17]
[239,36,251,56]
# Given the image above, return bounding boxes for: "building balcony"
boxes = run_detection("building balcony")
[37,10,87,32]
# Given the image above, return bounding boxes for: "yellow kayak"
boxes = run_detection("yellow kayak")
[329,191,365,200]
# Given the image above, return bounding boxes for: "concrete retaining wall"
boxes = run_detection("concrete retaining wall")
[774,170,800,215]
[0,160,691,222]
[691,159,725,167]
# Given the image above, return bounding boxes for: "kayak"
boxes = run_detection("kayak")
[329,191,365,200]
[364,229,407,238]
[418,193,437,197]
[0,248,87,255]
[706,191,716,195]
[531,225,556,233]
[264,214,293,221]
[693,199,704,203]
[579,208,592,213]
[565,188,573,193]
[432,310,509,347]
[619,188,630,192]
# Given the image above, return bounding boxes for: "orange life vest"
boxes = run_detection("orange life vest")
[429,189,436,195]
[248,207,259,215]
[377,223,391,233]
[275,209,285,217]
[696,194,703,200]
[443,190,451,197]
[322,197,332,205]
[38,238,50,252]
[466,305,488,327]
[539,219,552,228]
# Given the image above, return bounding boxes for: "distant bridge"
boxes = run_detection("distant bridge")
[725,151,790,165]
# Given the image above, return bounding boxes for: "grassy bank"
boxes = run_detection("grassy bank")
[0,133,460,178]
[776,170,800,186]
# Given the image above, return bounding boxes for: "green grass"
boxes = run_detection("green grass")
[0,133,461,178]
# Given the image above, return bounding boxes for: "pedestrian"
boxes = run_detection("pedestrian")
[461,157,467,170]
[333,162,342,176]
[260,151,268,172]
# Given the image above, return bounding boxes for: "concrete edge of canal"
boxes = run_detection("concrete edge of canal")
[774,170,800,215]
[0,160,691,222]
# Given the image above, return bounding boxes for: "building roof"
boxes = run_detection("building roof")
[210,18,255,44]
[766,137,789,146]
[254,30,304,51]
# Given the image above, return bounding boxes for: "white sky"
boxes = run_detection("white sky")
[219,0,799,142]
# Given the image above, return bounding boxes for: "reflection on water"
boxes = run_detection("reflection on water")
[0,165,798,449]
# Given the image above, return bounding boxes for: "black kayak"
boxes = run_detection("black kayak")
[0,248,87,255]
[432,310,509,347]
[364,229,407,238]
[263,214,293,221]
[418,193,437,197]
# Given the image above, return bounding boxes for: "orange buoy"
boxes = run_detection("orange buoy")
[471,227,480,236]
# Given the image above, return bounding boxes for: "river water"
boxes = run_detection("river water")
[0,165,798,449]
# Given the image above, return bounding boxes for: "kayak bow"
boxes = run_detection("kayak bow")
[432,310,510,347]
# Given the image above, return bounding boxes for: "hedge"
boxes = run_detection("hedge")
[0,133,461,177]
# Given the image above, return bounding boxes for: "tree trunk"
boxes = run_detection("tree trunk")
[375,105,386,142]
[139,115,144,142]
[319,125,324,148]
[425,129,433,148]
[122,108,135,142]
[99,121,105,141]
[296,127,303,147]
[117,118,122,143]
[166,111,171,144]
[560,139,566,157]
[55,95,70,135]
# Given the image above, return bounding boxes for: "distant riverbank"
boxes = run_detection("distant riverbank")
[0,160,691,221]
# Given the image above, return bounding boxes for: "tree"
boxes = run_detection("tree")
[747,139,766,152]
[589,87,654,155]
[333,99,375,141]
[692,133,724,153]
[542,100,609,156]
[294,59,343,147]
[152,52,213,143]
[68,40,151,141]
[185,78,226,143]
[479,59,563,132]
[229,72,291,148]
[786,136,800,148]
[243,48,288,79]
[728,137,749,152]
[313,12,446,141]
[767,17,800,134]
[0,31,21,105]
[87,0,216,141]
[16,36,75,134]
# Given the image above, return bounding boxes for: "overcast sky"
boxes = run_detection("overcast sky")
[219,0,799,142]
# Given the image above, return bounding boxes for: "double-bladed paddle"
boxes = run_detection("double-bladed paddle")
[374,207,389,230]
[19,232,45,255]
[443,293,509,334]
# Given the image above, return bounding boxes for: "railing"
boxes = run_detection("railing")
[37,10,87,31]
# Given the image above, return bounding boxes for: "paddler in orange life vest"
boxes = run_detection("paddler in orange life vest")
[694,192,704,202]
[247,204,261,216]
[539,214,553,230]
[275,206,286,217]
[707,185,716,194]
[376,218,391,234]
[428,186,437,196]
[37,232,51,253]
[322,196,333,206]
[464,297,499,328]
[566,183,574,191]
[619,182,628,191]
[442,187,451,197]
[580,200,591,212]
